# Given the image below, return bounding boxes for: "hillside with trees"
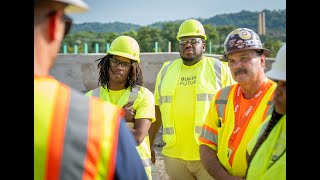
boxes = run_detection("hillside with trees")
[63,9,285,57]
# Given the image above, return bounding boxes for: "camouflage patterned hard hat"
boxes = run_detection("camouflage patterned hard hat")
[220,28,271,61]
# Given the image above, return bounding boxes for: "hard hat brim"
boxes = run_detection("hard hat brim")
[55,0,89,13]
[176,34,207,41]
[106,51,140,63]
[219,48,271,62]
[266,69,286,81]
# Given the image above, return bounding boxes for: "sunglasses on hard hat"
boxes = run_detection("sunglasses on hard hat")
[46,11,73,38]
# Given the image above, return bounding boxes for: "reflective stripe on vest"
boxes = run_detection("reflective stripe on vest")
[216,86,274,123]
[214,59,222,88]
[162,126,202,135]
[158,57,226,146]
[158,61,173,105]
[129,85,141,102]
[34,78,121,180]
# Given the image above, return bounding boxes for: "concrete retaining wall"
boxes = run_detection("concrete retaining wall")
[50,52,275,93]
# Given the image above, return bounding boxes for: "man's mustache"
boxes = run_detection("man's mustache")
[234,68,247,76]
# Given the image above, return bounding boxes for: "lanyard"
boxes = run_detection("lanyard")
[229,79,268,145]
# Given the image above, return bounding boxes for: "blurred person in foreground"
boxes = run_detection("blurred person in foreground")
[149,19,234,180]
[199,28,276,179]
[34,0,147,179]
[245,44,286,180]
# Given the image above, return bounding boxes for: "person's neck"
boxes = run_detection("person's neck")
[182,56,203,66]
[240,76,267,99]
[108,82,126,91]
[34,40,51,76]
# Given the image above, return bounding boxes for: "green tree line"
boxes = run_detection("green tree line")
[62,9,285,57]
[62,23,282,57]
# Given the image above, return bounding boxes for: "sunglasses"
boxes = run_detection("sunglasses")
[46,11,73,38]
[109,58,132,68]
[63,15,72,38]
[179,38,203,46]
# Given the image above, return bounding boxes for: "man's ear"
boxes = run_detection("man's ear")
[260,54,266,66]
[202,42,206,52]
[47,11,63,41]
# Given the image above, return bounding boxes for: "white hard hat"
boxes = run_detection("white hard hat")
[266,44,286,81]
[56,0,89,13]
[34,0,89,13]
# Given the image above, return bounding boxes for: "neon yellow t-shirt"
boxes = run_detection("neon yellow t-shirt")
[86,87,155,123]
[161,60,202,160]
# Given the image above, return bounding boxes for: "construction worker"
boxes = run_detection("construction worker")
[246,44,286,180]
[34,1,147,180]
[85,35,155,180]
[149,19,234,180]
[199,28,277,179]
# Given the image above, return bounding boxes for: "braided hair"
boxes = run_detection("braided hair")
[96,54,143,90]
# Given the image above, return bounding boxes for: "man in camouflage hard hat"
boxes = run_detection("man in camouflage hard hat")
[149,19,234,180]
[199,27,276,179]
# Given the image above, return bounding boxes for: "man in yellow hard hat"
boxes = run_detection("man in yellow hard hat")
[199,28,276,179]
[149,19,235,180]
[86,35,155,180]
[245,44,286,180]
[34,1,148,179]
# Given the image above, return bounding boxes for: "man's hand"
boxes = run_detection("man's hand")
[123,101,135,123]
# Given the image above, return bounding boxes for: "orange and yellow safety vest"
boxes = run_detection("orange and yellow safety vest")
[34,76,124,180]
[199,80,276,177]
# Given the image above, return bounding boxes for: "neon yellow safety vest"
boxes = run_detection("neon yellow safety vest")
[246,114,286,180]
[209,83,276,177]
[88,85,152,180]
[157,57,233,146]
[34,76,122,180]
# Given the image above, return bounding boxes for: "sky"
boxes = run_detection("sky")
[70,0,286,26]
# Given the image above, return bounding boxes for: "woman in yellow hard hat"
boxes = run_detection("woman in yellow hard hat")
[86,35,155,180]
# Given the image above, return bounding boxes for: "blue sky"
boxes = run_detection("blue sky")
[70,0,286,26]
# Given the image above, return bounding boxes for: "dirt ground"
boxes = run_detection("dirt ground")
[152,146,169,180]
[151,127,169,180]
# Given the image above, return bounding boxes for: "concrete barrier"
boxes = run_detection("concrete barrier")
[50,52,275,93]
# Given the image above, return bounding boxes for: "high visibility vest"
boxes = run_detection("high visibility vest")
[34,77,123,180]
[88,85,152,180]
[212,82,276,177]
[246,114,286,180]
[157,57,233,146]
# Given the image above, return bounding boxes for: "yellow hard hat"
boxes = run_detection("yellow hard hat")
[107,36,141,63]
[176,19,207,41]
[266,44,286,81]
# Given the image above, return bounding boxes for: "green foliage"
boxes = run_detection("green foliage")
[61,9,285,54]
[263,38,283,58]
[71,22,140,34]
[136,27,162,52]
[160,23,180,52]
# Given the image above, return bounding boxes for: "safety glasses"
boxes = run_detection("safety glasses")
[109,58,132,68]
[179,38,203,46]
